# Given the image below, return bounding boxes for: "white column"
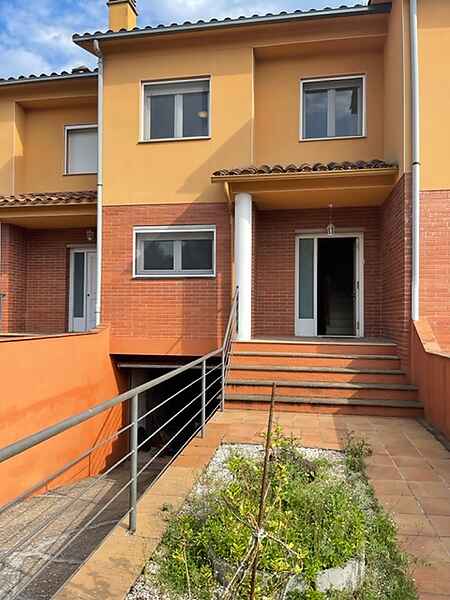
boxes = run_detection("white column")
[235,193,253,341]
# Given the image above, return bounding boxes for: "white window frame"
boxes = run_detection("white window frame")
[141,77,211,142]
[299,75,366,141]
[133,225,216,278]
[64,124,98,175]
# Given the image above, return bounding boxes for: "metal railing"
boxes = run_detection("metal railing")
[0,288,238,599]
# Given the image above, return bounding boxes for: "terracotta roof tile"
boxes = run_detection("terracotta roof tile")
[0,190,97,208]
[0,68,98,87]
[212,159,397,177]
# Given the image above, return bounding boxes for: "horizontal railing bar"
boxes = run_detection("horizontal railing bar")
[0,448,134,563]
[0,421,134,518]
[8,478,134,600]
[137,394,220,478]
[0,347,224,465]
[137,384,206,450]
[136,367,209,424]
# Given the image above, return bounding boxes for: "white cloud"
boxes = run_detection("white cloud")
[0,0,367,79]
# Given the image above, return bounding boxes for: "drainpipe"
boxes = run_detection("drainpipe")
[410,0,421,322]
[92,40,104,327]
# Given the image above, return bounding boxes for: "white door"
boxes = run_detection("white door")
[69,248,97,332]
[295,234,363,337]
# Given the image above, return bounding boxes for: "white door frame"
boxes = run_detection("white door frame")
[68,246,97,332]
[294,232,364,337]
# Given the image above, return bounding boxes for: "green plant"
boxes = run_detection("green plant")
[146,430,418,600]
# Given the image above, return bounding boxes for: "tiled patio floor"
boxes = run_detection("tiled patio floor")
[56,409,450,600]
[214,409,450,599]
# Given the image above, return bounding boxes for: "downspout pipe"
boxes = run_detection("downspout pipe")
[92,40,104,327]
[410,0,421,321]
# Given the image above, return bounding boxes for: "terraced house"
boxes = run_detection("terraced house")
[0,0,449,433]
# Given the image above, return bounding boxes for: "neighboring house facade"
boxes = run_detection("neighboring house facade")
[0,0,448,381]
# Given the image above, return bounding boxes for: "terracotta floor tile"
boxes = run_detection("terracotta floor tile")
[410,482,450,499]
[399,466,443,482]
[372,480,413,496]
[441,538,450,557]
[393,513,435,536]
[399,535,450,563]
[420,498,450,517]
[379,495,424,514]
[366,454,396,467]
[412,565,450,594]
[394,456,432,467]
[419,594,450,600]
[386,443,422,457]
[429,516,450,537]
[368,465,403,481]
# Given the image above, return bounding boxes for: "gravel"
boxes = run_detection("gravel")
[126,443,346,600]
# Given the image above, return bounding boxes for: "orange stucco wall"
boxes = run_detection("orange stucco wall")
[102,42,253,206]
[16,104,98,194]
[0,78,98,197]
[0,328,127,506]
[101,12,392,206]
[254,48,384,165]
[418,0,450,190]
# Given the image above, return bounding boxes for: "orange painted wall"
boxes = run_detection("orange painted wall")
[418,0,450,190]
[0,328,128,506]
[17,104,98,194]
[411,321,450,440]
[254,49,385,165]
[102,42,253,206]
[0,77,98,197]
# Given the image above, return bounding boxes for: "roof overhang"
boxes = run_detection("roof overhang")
[0,191,97,229]
[73,3,392,52]
[211,167,399,210]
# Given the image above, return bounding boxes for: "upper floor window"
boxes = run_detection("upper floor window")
[142,78,210,141]
[301,76,365,140]
[65,125,98,175]
[134,225,216,277]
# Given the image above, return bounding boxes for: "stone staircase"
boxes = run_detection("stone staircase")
[225,339,423,416]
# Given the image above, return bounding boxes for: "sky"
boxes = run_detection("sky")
[0,0,367,79]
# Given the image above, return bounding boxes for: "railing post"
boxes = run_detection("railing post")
[221,348,225,412]
[129,393,138,534]
[201,360,206,438]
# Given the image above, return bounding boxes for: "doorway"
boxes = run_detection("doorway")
[68,247,97,332]
[295,233,363,337]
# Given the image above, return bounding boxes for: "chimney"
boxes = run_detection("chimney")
[107,0,138,31]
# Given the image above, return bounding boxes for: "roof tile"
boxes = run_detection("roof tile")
[0,191,97,208]
[212,159,397,177]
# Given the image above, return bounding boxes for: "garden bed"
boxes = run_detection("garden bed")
[127,428,418,600]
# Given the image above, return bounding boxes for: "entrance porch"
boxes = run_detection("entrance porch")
[212,160,406,350]
[0,191,97,335]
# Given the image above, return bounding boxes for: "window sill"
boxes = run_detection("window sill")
[138,136,211,144]
[133,273,216,279]
[63,172,98,176]
[298,135,367,143]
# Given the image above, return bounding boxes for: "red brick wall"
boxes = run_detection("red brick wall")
[1,226,91,334]
[420,189,450,350]
[253,206,382,338]
[102,203,232,345]
[380,175,412,366]
[0,224,27,332]
[25,229,91,333]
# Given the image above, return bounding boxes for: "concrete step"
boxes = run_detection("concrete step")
[226,379,418,402]
[234,341,398,356]
[225,393,424,417]
[228,365,407,385]
[231,351,401,370]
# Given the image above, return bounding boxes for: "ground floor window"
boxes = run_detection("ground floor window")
[133,225,216,278]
